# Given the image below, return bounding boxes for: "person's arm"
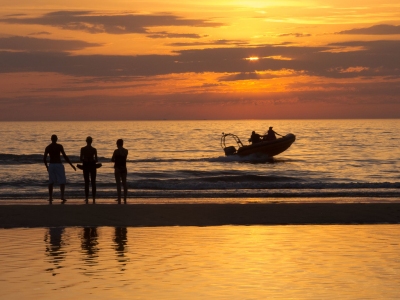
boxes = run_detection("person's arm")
[80,147,84,162]
[94,148,98,162]
[61,146,76,171]
[43,148,49,171]
[111,150,117,162]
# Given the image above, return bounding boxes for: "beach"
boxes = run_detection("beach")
[1,202,400,228]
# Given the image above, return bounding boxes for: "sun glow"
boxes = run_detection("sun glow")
[1,0,400,120]
[245,57,259,61]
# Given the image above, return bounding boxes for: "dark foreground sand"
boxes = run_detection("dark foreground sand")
[1,203,400,228]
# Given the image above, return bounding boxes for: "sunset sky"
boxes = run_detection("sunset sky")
[1,0,400,120]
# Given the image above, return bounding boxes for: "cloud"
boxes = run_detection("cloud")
[146,31,202,39]
[168,39,248,47]
[2,80,400,121]
[337,24,400,35]
[278,33,312,38]
[0,11,224,34]
[1,40,400,80]
[4,13,26,17]
[28,31,51,36]
[218,72,276,81]
[0,36,102,52]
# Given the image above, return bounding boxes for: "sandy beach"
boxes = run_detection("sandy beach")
[1,203,400,228]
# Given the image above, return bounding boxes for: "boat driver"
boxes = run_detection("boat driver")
[264,127,277,141]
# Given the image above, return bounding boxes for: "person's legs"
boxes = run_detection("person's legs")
[55,164,67,203]
[121,172,127,204]
[48,164,56,204]
[83,170,90,203]
[115,170,122,204]
[48,184,54,204]
[60,184,66,203]
[90,169,97,203]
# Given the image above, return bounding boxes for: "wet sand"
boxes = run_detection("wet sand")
[1,203,400,228]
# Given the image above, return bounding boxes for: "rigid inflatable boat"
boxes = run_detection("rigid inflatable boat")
[221,132,296,157]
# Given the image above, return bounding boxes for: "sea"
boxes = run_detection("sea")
[1,119,400,299]
[0,119,399,202]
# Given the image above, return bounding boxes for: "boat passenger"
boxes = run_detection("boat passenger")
[264,127,277,141]
[249,131,262,144]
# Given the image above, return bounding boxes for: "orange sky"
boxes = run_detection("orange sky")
[1,0,400,120]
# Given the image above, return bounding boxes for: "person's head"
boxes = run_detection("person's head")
[269,127,273,130]
[116,139,124,147]
[252,131,255,134]
[51,134,58,143]
[86,136,93,145]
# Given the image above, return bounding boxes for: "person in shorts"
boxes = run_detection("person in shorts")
[43,134,76,204]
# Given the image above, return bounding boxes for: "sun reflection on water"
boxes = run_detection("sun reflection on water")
[1,225,400,299]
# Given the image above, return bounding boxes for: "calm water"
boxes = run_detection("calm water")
[1,225,400,299]
[1,120,399,299]
[0,119,399,202]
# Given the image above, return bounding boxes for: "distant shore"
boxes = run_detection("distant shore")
[1,203,400,228]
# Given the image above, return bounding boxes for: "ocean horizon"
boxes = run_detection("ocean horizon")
[1,119,400,299]
[0,119,399,202]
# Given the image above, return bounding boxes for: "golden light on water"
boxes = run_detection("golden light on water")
[2,225,400,299]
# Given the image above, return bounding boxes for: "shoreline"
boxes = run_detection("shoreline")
[1,196,400,205]
[1,203,400,228]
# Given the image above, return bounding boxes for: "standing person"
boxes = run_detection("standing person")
[43,134,76,204]
[111,139,128,204]
[80,136,98,204]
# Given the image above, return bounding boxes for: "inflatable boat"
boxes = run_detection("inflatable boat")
[221,132,296,157]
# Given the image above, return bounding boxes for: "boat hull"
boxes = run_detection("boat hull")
[236,133,296,157]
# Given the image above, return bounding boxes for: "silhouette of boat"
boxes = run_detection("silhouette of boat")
[221,132,296,157]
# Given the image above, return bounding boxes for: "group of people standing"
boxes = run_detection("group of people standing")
[43,135,128,205]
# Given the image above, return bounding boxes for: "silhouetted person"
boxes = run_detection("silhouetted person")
[265,126,277,141]
[114,227,128,253]
[111,139,128,204]
[43,134,76,204]
[80,136,98,204]
[114,227,128,270]
[44,227,66,276]
[81,227,99,269]
[249,131,261,144]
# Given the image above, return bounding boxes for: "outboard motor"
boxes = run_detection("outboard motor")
[224,146,236,156]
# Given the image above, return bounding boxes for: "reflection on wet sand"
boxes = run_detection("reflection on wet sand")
[114,227,129,271]
[81,227,99,263]
[44,227,66,276]
[79,227,100,277]
[1,226,400,299]
[44,227,130,277]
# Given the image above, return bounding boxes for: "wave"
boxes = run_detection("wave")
[0,153,284,165]
[0,154,45,164]
[0,188,399,200]
[0,153,87,165]
[132,181,400,190]
[1,178,399,191]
